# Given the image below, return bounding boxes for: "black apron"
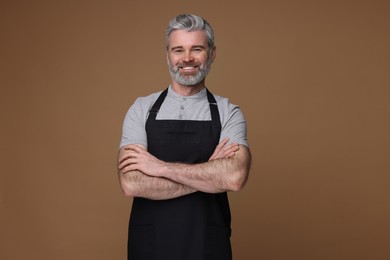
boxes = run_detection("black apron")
[127,88,232,260]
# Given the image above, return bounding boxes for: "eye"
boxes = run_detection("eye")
[172,48,183,54]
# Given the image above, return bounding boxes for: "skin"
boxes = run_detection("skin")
[118,138,244,199]
[167,29,216,96]
[117,29,251,199]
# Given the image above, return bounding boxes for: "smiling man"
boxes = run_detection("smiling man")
[118,14,251,260]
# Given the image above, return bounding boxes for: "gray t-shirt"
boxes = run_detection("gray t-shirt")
[120,86,248,148]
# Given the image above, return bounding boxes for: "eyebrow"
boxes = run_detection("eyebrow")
[192,45,207,49]
[170,46,183,51]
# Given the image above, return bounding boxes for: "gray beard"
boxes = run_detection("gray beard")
[168,58,212,86]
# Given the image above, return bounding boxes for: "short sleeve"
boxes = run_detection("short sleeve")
[119,98,148,148]
[219,101,248,147]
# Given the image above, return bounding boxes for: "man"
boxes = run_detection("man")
[117,14,251,260]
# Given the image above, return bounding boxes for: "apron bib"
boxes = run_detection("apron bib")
[127,88,232,260]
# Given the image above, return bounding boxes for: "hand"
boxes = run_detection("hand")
[209,138,240,161]
[118,144,165,177]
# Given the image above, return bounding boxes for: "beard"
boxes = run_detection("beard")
[168,57,212,86]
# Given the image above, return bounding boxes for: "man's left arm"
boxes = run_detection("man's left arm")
[161,144,251,193]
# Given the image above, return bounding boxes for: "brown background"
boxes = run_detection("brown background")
[1,0,389,259]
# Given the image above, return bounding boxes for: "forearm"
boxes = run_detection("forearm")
[161,145,251,193]
[119,170,196,200]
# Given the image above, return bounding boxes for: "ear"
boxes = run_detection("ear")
[166,52,170,65]
[210,47,216,62]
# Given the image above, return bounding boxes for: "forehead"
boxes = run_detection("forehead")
[168,29,208,48]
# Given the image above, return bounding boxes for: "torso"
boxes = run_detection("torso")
[127,88,233,260]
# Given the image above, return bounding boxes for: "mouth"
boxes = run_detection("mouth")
[178,62,199,68]
[178,65,199,74]
[179,64,198,68]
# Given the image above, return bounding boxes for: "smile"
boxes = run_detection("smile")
[179,65,199,72]
[182,66,196,70]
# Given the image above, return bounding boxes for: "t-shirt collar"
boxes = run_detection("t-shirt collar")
[167,85,207,100]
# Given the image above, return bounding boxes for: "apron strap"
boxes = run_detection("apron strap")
[148,88,168,120]
[206,89,221,128]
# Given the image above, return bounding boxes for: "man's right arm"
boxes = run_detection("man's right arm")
[118,145,196,200]
[118,98,191,200]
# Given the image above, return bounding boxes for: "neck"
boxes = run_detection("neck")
[171,81,206,96]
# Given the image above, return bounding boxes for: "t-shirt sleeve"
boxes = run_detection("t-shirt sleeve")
[220,101,248,147]
[119,98,148,148]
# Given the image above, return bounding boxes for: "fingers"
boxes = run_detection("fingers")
[209,138,240,161]
[119,162,137,174]
[118,145,156,174]
[118,145,145,160]
[118,145,146,163]
[124,144,146,152]
[225,143,240,153]
[210,138,230,159]
[118,146,144,173]
[118,150,138,165]
[216,137,230,149]
[221,144,239,159]
[118,156,137,170]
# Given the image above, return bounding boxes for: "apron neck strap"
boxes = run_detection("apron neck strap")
[148,88,168,120]
[206,89,221,123]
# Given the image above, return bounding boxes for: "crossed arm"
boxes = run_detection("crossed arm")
[117,138,251,200]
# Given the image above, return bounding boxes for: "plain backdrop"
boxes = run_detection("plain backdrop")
[1,1,389,259]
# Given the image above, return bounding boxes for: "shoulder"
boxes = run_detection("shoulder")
[126,90,163,115]
[211,91,248,146]
[212,91,247,127]
[212,92,240,113]
[133,90,163,107]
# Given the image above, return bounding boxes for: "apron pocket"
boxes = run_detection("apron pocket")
[128,225,155,260]
[205,226,232,260]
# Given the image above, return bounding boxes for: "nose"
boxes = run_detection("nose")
[182,50,194,62]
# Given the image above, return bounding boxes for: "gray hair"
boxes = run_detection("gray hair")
[166,14,215,50]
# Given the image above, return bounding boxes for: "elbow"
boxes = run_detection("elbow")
[121,184,134,198]
[228,158,251,192]
[122,188,135,198]
[228,169,249,192]
[119,178,138,198]
[228,146,251,192]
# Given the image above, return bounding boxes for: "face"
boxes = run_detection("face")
[167,29,216,87]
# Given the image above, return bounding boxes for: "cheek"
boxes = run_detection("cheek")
[198,54,210,63]
[168,53,180,62]
[169,58,180,68]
